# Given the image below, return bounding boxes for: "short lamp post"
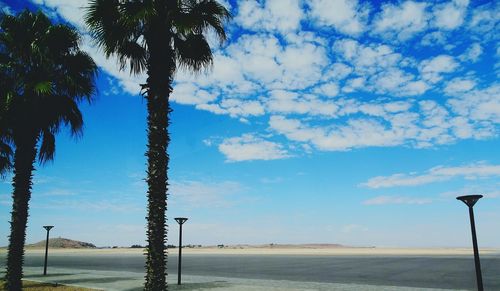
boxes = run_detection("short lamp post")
[174,217,188,285]
[457,195,483,291]
[43,225,54,275]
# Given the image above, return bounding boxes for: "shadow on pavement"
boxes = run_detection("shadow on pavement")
[56,276,134,285]
[125,281,231,291]
[26,273,75,278]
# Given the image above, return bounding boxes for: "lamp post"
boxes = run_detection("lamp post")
[42,225,54,275]
[174,217,188,285]
[456,195,483,291]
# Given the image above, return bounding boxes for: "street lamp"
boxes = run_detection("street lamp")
[42,225,54,275]
[174,217,188,285]
[456,195,483,291]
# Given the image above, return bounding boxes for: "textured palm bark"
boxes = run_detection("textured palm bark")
[144,94,169,290]
[143,19,174,290]
[5,139,37,291]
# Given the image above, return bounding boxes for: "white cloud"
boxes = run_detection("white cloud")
[218,134,289,162]
[308,0,368,35]
[447,84,500,124]
[362,163,500,189]
[31,0,87,29]
[269,115,405,151]
[420,31,447,47]
[444,78,476,95]
[372,1,429,41]
[459,43,483,62]
[333,39,426,96]
[30,0,500,160]
[419,55,458,83]
[313,82,340,98]
[235,0,303,34]
[170,83,217,105]
[363,195,433,205]
[432,0,469,30]
[467,2,500,40]
[266,90,339,117]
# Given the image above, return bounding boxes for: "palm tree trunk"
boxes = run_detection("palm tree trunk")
[144,92,170,290]
[143,17,174,290]
[5,138,37,291]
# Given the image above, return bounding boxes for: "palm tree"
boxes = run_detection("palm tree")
[0,10,97,290]
[85,0,230,289]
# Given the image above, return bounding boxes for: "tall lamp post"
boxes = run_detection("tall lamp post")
[174,217,188,285]
[42,225,54,275]
[456,195,483,291]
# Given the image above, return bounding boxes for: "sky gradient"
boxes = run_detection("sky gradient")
[0,0,499,248]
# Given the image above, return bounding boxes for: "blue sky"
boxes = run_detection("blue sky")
[0,0,499,247]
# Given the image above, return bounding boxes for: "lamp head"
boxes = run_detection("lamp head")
[43,225,54,231]
[174,217,188,225]
[456,195,483,208]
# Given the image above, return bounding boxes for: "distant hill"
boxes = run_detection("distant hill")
[26,237,96,249]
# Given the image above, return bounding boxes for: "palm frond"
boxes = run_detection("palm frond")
[58,51,98,101]
[117,40,148,75]
[0,139,13,177]
[174,33,213,72]
[38,129,55,164]
[44,24,80,56]
[175,0,231,43]
[85,0,146,73]
[33,81,53,95]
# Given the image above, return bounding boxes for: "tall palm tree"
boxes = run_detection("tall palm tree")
[85,0,230,289]
[0,10,97,290]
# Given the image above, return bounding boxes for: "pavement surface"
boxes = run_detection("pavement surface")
[1,252,499,290]
[18,267,468,291]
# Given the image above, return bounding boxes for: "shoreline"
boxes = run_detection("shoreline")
[4,246,499,256]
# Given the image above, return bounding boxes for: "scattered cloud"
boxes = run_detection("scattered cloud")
[218,134,290,162]
[27,0,500,162]
[372,1,429,41]
[459,43,483,63]
[432,0,469,30]
[444,78,476,95]
[419,55,458,83]
[363,195,433,205]
[308,0,368,36]
[362,162,500,189]
[235,0,303,34]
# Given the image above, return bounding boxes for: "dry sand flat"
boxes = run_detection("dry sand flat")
[180,246,500,256]
[15,246,500,256]
[15,245,500,256]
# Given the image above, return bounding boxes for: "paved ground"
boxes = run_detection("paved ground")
[1,252,499,290]
[19,267,468,291]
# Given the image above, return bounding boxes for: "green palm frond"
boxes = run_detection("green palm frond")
[33,81,53,95]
